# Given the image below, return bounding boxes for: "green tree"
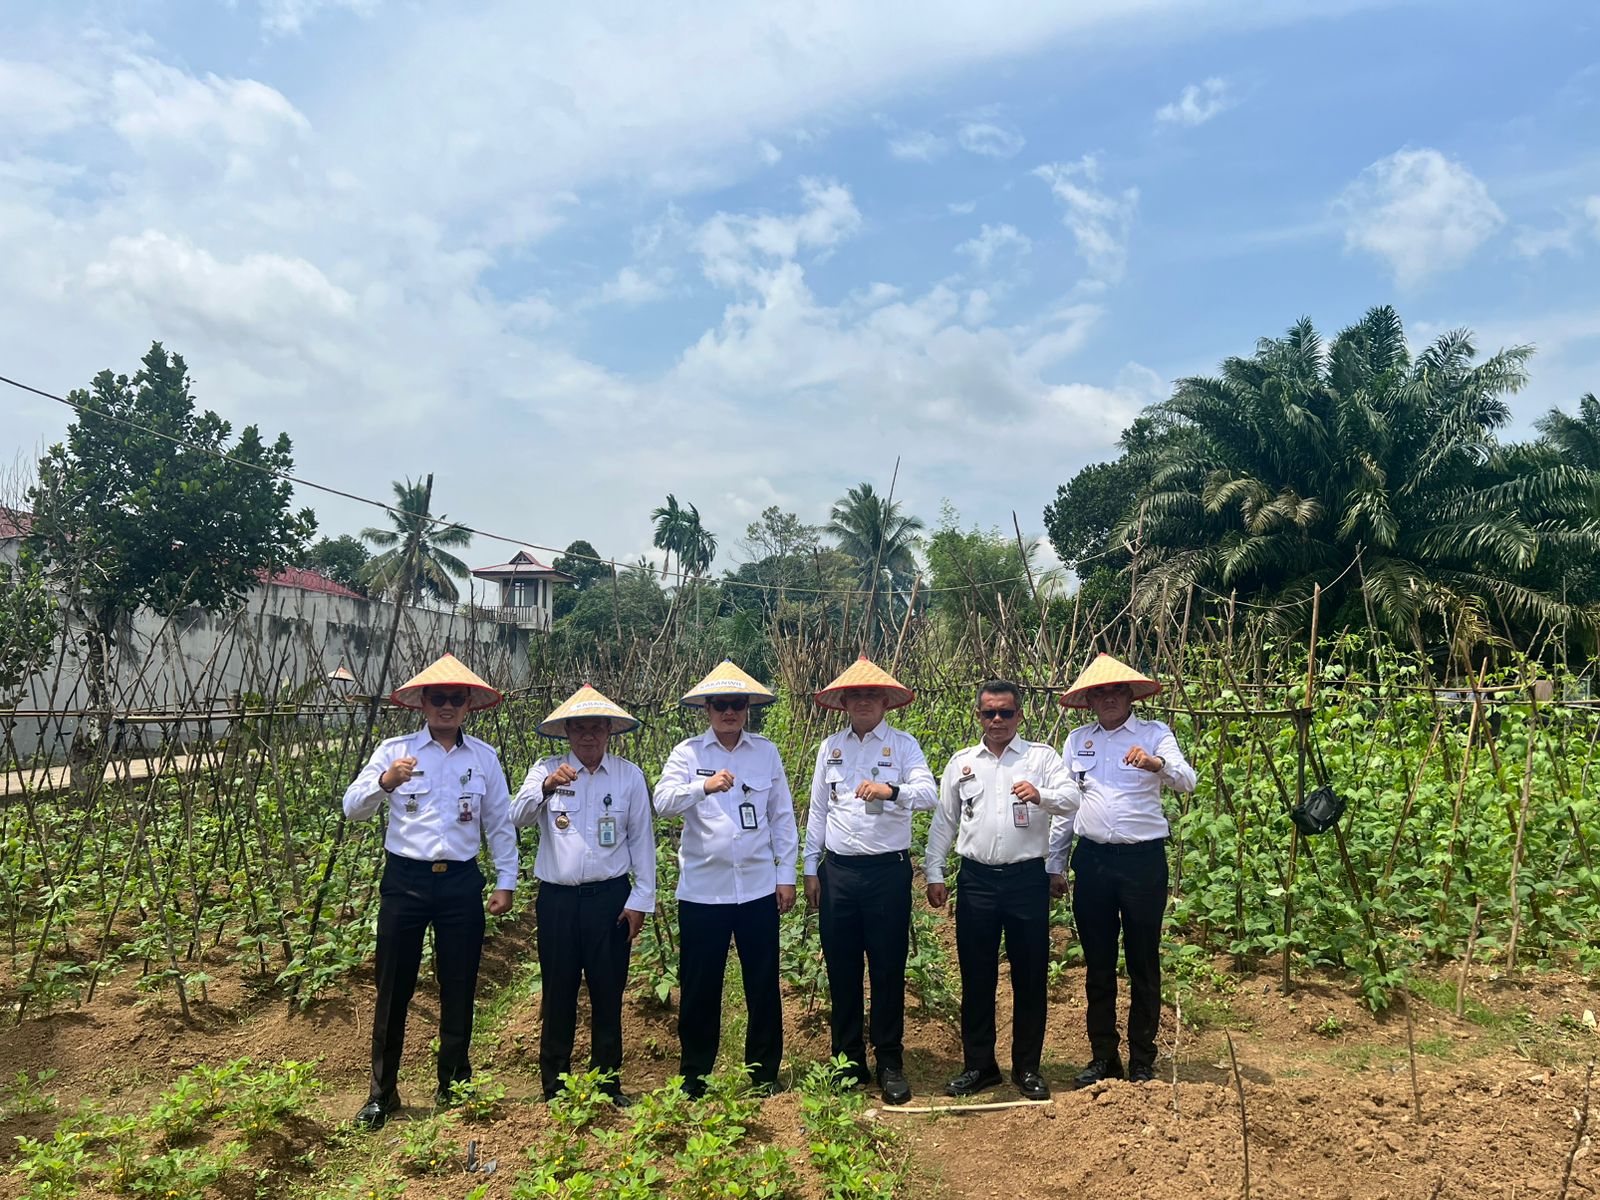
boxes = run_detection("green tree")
[0,549,58,699]
[551,539,609,619]
[651,494,718,583]
[1123,306,1600,647]
[360,478,472,604]
[26,343,315,753]
[826,482,924,639]
[305,534,370,594]
[925,504,1046,628]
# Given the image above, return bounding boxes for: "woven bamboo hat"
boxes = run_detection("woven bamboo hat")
[1058,652,1162,709]
[390,653,502,711]
[537,684,640,738]
[681,659,777,708]
[815,656,915,711]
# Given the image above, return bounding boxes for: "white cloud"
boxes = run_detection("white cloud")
[1336,148,1504,288]
[694,178,862,288]
[0,59,95,140]
[888,130,947,162]
[258,0,381,36]
[593,265,673,306]
[756,139,783,166]
[1155,77,1233,127]
[947,200,977,215]
[1034,155,1139,284]
[957,223,1032,269]
[957,121,1025,158]
[1513,223,1578,259]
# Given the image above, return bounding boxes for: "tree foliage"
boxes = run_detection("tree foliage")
[1111,306,1600,647]
[304,534,370,594]
[27,342,316,629]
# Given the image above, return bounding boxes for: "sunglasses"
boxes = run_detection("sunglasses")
[424,692,471,707]
[979,707,1018,721]
[709,697,749,713]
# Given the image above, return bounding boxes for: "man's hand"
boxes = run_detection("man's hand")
[380,756,418,792]
[1050,873,1070,899]
[854,781,892,802]
[703,769,736,795]
[618,908,646,942]
[542,763,579,796]
[775,884,796,915]
[486,888,514,916]
[926,882,949,909]
[1123,746,1165,773]
[804,875,821,909]
[1011,779,1041,805]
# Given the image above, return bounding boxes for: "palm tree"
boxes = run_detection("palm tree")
[360,478,473,604]
[652,495,718,582]
[1121,306,1600,646]
[827,482,925,638]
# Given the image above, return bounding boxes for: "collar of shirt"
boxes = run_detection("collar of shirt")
[842,719,889,745]
[408,726,466,754]
[566,750,613,776]
[976,735,1030,762]
[697,727,754,752]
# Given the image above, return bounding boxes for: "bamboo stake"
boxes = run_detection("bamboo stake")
[1224,1031,1250,1199]
[1557,1060,1594,1200]
[1402,991,1422,1123]
[1455,897,1483,1019]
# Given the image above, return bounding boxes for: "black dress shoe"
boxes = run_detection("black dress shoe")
[603,1088,634,1108]
[1128,1062,1157,1083]
[878,1066,911,1106]
[946,1066,1003,1096]
[753,1079,788,1097]
[1071,1057,1124,1089]
[353,1093,402,1130]
[1014,1071,1051,1100]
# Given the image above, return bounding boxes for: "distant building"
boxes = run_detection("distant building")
[470,549,576,632]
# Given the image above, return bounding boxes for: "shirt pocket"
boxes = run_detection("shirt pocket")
[455,776,487,823]
[824,767,846,795]
[393,776,430,816]
[737,777,772,828]
[548,796,577,829]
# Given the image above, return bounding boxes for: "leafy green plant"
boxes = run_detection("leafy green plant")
[447,1070,507,1123]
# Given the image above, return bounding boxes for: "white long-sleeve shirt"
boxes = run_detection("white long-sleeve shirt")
[802,720,938,874]
[654,728,799,904]
[1046,713,1198,868]
[342,727,519,890]
[925,737,1080,884]
[511,751,656,912]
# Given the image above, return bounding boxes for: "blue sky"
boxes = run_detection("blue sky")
[3,0,1598,588]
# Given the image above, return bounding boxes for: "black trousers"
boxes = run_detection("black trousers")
[369,853,486,1104]
[818,850,912,1075]
[1071,838,1168,1069]
[536,875,632,1099]
[677,894,782,1088]
[954,857,1050,1076]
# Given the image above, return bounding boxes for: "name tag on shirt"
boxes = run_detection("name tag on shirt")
[1012,802,1031,828]
[738,801,758,830]
[696,768,715,777]
[556,787,576,796]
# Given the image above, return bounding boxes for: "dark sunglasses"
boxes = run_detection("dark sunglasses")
[709,697,749,713]
[424,691,470,707]
[979,707,1018,721]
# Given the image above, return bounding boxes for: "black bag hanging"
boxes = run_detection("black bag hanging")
[1289,725,1345,836]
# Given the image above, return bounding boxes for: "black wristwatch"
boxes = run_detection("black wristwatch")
[887,783,901,804]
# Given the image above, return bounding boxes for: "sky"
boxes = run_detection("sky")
[2,0,1598,590]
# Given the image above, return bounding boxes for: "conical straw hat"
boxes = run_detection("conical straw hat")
[815,656,915,711]
[391,653,502,711]
[681,659,777,708]
[1058,653,1162,708]
[537,684,640,738]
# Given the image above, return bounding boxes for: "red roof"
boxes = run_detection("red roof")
[471,548,576,582]
[0,509,33,540]
[266,565,366,599]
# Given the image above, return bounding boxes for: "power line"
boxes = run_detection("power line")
[3,369,1058,599]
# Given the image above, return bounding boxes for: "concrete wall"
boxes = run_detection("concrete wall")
[0,568,531,764]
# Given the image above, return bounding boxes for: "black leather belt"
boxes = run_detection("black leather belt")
[1077,837,1166,855]
[540,874,629,896]
[824,849,909,867]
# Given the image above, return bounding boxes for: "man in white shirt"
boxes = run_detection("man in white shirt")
[655,661,799,1097]
[926,680,1080,1101]
[341,654,517,1130]
[1047,654,1197,1088]
[511,685,655,1105]
[802,656,937,1106]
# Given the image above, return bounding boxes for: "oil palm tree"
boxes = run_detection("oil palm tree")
[360,478,473,604]
[1122,306,1600,645]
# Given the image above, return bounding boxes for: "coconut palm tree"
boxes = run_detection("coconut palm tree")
[360,478,473,604]
[827,482,925,639]
[1122,306,1600,646]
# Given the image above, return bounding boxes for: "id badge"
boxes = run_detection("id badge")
[738,801,758,831]
[597,815,618,847]
[457,796,474,823]
[864,768,884,816]
[1012,801,1030,828]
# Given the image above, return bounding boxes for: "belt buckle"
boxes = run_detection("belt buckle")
[431,862,448,874]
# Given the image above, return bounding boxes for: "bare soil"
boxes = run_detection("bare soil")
[3,908,1597,1199]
